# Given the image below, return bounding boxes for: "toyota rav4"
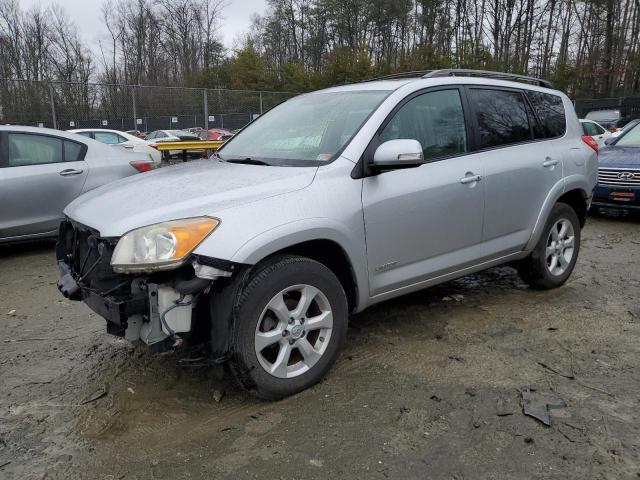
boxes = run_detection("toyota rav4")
[57,70,597,399]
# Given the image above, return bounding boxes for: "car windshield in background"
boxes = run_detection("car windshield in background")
[615,123,640,146]
[217,91,389,165]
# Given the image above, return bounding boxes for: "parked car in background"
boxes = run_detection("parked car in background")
[145,130,202,159]
[70,129,161,166]
[593,121,640,212]
[198,128,235,141]
[611,118,640,138]
[57,70,596,400]
[0,126,155,243]
[125,130,147,139]
[585,109,623,130]
[187,127,204,135]
[580,119,611,148]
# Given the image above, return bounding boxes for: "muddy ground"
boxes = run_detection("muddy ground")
[1,213,639,480]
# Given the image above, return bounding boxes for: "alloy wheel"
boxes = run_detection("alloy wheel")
[254,284,333,378]
[545,218,575,276]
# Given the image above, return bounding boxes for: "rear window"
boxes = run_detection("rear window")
[469,89,531,149]
[526,91,566,138]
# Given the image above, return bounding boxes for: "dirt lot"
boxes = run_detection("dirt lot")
[1,214,639,480]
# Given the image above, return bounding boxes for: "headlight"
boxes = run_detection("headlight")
[111,217,219,273]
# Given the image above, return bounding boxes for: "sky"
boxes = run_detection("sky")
[20,0,268,51]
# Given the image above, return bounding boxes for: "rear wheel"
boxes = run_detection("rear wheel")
[228,255,348,400]
[518,202,581,290]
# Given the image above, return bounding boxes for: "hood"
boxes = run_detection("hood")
[65,159,317,237]
[598,145,640,168]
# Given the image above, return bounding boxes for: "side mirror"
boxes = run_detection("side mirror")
[604,138,614,145]
[372,139,424,169]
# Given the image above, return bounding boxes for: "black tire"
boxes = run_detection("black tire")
[228,255,348,400]
[518,202,581,290]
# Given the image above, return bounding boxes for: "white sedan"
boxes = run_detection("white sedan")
[579,119,612,148]
[69,129,162,166]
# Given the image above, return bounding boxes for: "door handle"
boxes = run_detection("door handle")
[460,174,482,184]
[543,159,559,168]
[59,168,83,176]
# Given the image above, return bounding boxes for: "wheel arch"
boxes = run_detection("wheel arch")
[230,220,369,313]
[525,177,591,251]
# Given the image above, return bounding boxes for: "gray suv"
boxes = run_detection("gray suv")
[57,70,597,399]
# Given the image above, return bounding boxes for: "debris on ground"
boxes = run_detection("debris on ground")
[80,385,108,405]
[212,389,225,403]
[496,395,517,416]
[520,386,567,426]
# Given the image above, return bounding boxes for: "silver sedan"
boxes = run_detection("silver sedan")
[0,126,156,243]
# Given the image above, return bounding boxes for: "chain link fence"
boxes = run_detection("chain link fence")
[0,79,297,133]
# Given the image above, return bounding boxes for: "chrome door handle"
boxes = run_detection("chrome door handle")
[543,159,559,168]
[460,174,481,184]
[59,168,83,176]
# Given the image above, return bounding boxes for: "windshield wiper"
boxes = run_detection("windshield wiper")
[224,157,271,166]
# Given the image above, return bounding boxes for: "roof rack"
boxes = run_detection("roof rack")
[362,70,435,82]
[423,69,553,88]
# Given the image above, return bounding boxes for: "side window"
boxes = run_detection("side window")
[379,89,467,161]
[8,133,63,167]
[593,123,605,135]
[525,91,566,138]
[524,99,545,139]
[64,140,85,162]
[77,132,93,138]
[582,122,595,136]
[469,89,531,149]
[146,131,156,140]
[94,131,123,144]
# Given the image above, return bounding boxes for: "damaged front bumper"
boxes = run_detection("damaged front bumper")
[55,220,237,348]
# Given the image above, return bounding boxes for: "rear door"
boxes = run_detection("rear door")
[467,87,565,257]
[362,87,485,296]
[0,132,88,240]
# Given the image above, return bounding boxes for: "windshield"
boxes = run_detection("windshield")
[585,109,620,123]
[615,123,640,146]
[218,90,389,165]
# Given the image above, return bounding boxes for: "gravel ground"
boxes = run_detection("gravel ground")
[1,213,639,480]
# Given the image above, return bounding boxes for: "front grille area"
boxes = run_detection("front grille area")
[56,220,127,296]
[598,167,640,187]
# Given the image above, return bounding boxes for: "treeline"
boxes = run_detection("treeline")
[1,0,640,99]
[245,0,640,97]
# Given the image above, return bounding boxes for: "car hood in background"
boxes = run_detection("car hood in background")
[598,146,640,168]
[64,159,317,237]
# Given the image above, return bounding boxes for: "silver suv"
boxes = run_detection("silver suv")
[57,70,597,399]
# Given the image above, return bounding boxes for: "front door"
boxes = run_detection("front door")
[0,132,88,240]
[362,88,485,296]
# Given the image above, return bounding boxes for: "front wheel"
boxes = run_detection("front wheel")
[228,255,348,400]
[518,202,581,290]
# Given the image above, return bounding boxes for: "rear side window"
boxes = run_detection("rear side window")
[64,140,84,161]
[526,91,566,138]
[379,89,467,161]
[469,89,531,149]
[94,131,125,144]
[8,133,63,167]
